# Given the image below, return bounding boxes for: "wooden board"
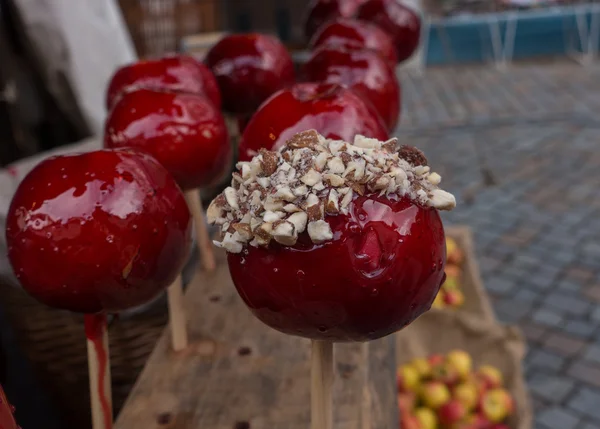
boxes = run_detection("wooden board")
[115,249,398,429]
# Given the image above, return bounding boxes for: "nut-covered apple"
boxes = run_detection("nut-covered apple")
[209,131,456,341]
[356,0,421,63]
[304,0,365,40]
[309,18,398,64]
[238,83,389,161]
[303,46,401,132]
[205,33,295,115]
[106,54,221,110]
[5,149,192,314]
[104,88,231,191]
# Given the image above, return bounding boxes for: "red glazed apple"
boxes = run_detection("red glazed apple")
[356,0,421,63]
[205,33,295,115]
[305,0,366,40]
[0,385,17,429]
[106,54,221,110]
[209,131,456,342]
[303,46,401,132]
[5,149,192,314]
[310,18,398,65]
[238,82,388,161]
[105,88,231,191]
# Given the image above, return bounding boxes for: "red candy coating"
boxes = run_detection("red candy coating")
[228,194,446,342]
[0,385,17,429]
[305,0,365,40]
[104,88,231,191]
[238,82,389,161]
[106,55,221,110]
[356,0,421,63]
[205,33,296,115]
[309,18,398,65]
[5,149,192,314]
[303,46,401,132]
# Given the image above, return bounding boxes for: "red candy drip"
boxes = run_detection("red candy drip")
[85,313,111,429]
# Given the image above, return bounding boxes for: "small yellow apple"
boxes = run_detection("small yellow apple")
[452,382,479,411]
[420,381,451,409]
[397,364,420,393]
[446,349,472,380]
[415,407,438,429]
[481,388,514,423]
[477,365,504,389]
[411,357,432,378]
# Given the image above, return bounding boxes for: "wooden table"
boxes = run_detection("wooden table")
[116,250,398,429]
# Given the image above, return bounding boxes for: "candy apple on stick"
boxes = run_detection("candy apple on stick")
[105,88,231,350]
[238,82,389,162]
[309,18,398,65]
[207,130,456,429]
[5,149,191,429]
[303,45,401,132]
[106,54,221,110]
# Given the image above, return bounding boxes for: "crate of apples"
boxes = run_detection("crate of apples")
[432,236,466,310]
[398,350,515,429]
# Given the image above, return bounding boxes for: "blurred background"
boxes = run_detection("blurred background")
[0,0,599,428]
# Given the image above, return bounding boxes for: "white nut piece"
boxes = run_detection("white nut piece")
[263,210,285,223]
[206,200,223,224]
[273,221,298,245]
[307,220,333,244]
[287,212,308,233]
[257,177,270,188]
[353,135,381,149]
[224,187,239,210]
[293,185,308,196]
[283,204,302,213]
[305,194,320,207]
[327,157,345,174]
[215,232,243,253]
[323,173,345,187]
[429,189,456,210]
[315,152,329,171]
[275,186,296,202]
[300,169,322,186]
[427,172,441,185]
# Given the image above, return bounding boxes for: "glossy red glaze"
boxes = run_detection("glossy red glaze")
[303,46,401,132]
[5,149,192,314]
[356,0,421,63]
[104,88,231,191]
[238,82,389,161]
[309,18,398,64]
[0,384,17,429]
[106,55,221,110]
[228,194,446,342]
[205,33,296,115]
[305,0,365,40]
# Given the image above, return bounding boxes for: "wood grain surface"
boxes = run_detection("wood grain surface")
[116,249,398,429]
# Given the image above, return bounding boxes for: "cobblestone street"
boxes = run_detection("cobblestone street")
[397,62,600,429]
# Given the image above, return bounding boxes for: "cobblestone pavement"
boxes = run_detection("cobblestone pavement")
[397,62,600,429]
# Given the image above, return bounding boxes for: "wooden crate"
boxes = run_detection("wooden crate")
[115,249,398,429]
[440,226,497,323]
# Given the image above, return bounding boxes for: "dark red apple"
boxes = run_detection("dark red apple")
[303,46,401,132]
[228,194,446,341]
[0,385,17,429]
[305,0,366,40]
[5,149,192,314]
[309,18,398,64]
[104,88,231,191]
[205,33,296,115]
[238,82,389,161]
[106,54,221,110]
[356,0,421,63]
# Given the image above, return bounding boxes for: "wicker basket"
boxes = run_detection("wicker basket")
[118,0,307,58]
[0,282,168,429]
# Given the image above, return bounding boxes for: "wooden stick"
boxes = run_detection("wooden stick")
[360,342,372,429]
[85,313,112,429]
[185,188,216,272]
[167,274,188,351]
[311,340,334,429]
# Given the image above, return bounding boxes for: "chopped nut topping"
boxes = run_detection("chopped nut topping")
[208,131,455,253]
